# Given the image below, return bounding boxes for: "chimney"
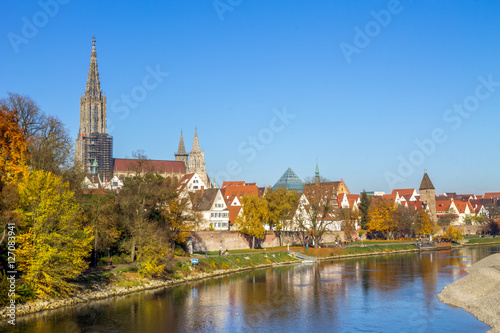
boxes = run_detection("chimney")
[201,186,204,196]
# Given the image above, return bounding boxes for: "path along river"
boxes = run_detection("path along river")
[5,245,500,333]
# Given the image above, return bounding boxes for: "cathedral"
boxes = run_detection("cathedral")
[76,36,210,187]
[74,36,113,182]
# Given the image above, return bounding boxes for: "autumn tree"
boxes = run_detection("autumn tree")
[0,93,72,174]
[0,106,28,183]
[438,208,456,231]
[359,190,371,230]
[367,198,398,239]
[394,206,417,238]
[338,207,359,240]
[117,173,169,263]
[80,193,119,266]
[15,170,93,298]
[234,193,268,249]
[415,207,435,236]
[297,180,339,247]
[265,187,300,246]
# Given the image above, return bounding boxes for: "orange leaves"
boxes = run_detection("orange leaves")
[0,107,28,183]
[367,198,398,237]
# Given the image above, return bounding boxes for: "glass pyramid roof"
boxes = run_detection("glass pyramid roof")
[273,168,304,192]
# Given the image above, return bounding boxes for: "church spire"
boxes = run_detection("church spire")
[315,159,320,184]
[191,127,201,152]
[85,35,102,96]
[177,130,186,154]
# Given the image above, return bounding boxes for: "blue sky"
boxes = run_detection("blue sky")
[2,1,500,194]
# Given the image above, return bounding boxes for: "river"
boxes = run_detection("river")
[5,245,499,333]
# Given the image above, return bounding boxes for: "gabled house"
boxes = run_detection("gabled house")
[220,181,260,227]
[178,173,206,197]
[190,188,229,230]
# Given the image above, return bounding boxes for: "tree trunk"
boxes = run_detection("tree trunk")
[0,226,6,246]
[252,236,255,249]
[130,239,136,262]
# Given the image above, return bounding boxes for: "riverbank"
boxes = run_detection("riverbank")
[298,243,420,260]
[0,252,299,320]
[438,253,500,333]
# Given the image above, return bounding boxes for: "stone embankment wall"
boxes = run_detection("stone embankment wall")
[189,231,345,252]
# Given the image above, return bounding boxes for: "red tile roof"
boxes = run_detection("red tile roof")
[391,189,416,196]
[113,158,185,174]
[484,192,500,199]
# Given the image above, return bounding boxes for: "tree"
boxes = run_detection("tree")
[15,170,93,298]
[359,190,372,230]
[234,193,268,249]
[0,106,28,183]
[438,208,456,230]
[394,206,417,238]
[484,219,499,235]
[338,207,359,240]
[80,193,119,266]
[265,187,299,246]
[415,207,435,236]
[297,180,339,247]
[367,198,398,239]
[117,173,169,263]
[444,225,463,242]
[0,93,72,174]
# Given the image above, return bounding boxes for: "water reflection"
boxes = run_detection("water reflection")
[6,246,498,333]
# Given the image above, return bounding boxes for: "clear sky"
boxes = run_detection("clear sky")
[2,1,500,194]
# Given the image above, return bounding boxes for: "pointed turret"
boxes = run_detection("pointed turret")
[419,172,435,191]
[85,35,102,98]
[191,127,201,152]
[177,130,186,154]
[419,172,437,222]
[174,130,189,167]
[187,127,208,186]
[315,160,320,184]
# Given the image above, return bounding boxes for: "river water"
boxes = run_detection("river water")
[5,246,499,333]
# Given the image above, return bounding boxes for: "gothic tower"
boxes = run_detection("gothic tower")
[419,171,436,222]
[75,36,113,181]
[188,128,208,186]
[174,130,189,167]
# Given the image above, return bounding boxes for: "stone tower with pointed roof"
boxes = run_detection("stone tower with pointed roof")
[419,172,436,221]
[75,36,113,181]
[175,130,189,167]
[187,128,208,187]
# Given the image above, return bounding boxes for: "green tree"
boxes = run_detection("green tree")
[80,193,119,266]
[265,187,299,246]
[15,170,93,298]
[234,193,268,249]
[359,190,372,230]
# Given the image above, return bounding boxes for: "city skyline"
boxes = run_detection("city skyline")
[2,1,500,193]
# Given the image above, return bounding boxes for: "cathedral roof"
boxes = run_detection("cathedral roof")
[273,168,304,192]
[419,173,435,191]
[113,158,185,174]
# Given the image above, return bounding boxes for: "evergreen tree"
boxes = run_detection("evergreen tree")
[359,190,371,230]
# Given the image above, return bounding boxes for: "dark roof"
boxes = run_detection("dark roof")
[113,158,186,174]
[190,189,219,211]
[419,173,435,190]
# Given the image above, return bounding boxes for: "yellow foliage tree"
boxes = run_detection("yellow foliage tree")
[367,198,398,239]
[415,207,435,236]
[234,193,268,249]
[445,225,463,242]
[16,170,93,298]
